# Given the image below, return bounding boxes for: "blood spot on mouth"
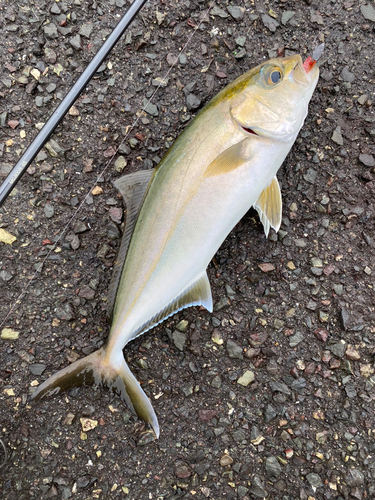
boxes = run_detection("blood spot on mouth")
[242,126,258,136]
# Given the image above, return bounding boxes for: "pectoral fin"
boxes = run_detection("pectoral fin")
[107,170,155,321]
[254,176,282,237]
[204,139,249,177]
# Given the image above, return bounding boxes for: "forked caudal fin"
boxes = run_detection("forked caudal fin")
[31,347,159,438]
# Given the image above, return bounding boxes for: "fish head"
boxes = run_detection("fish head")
[229,54,319,143]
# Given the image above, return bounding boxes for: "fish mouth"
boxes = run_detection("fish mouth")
[241,126,259,136]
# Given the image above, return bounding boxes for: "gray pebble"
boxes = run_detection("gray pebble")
[29,363,47,376]
[172,330,187,351]
[143,100,158,117]
[359,153,375,167]
[269,380,291,395]
[345,384,357,398]
[211,6,228,18]
[289,331,304,347]
[44,203,54,218]
[328,342,346,358]
[251,476,267,498]
[70,34,82,50]
[227,6,245,21]
[186,93,201,111]
[341,308,350,330]
[265,456,282,479]
[226,339,243,359]
[281,11,295,25]
[331,126,344,145]
[211,375,222,389]
[345,468,364,487]
[303,168,317,184]
[264,404,277,422]
[361,4,375,21]
[340,67,355,83]
[56,303,74,321]
[44,24,58,39]
[306,472,323,489]
[237,485,249,498]
[262,14,279,32]
[0,270,13,282]
[79,23,93,38]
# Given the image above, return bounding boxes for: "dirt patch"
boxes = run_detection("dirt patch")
[1,1,375,499]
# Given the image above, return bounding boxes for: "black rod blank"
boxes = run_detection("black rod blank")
[0,0,149,207]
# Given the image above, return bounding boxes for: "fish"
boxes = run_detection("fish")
[31,54,319,438]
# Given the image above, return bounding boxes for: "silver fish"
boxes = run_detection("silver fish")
[32,54,319,437]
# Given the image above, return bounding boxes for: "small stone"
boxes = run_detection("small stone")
[328,342,346,358]
[340,67,355,83]
[79,23,93,38]
[44,23,58,38]
[114,156,127,172]
[0,271,13,282]
[361,4,375,21]
[345,468,364,487]
[346,347,361,361]
[211,6,228,17]
[78,286,95,300]
[264,404,277,422]
[186,93,201,111]
[345,384,357,398]
[29,363,46,376]
[211,375,222,389]
[70,34,82,50]
[265,456,282,479]
[172,330,187,351]
[258,262,275,272]
[303,168,317,184]
[262,14,279,32]
[56,303,74,321]
[331,126,344,145]
[174,462,191,478]
[0,228,17,244]
[237,370,255,387]
[289,331,304,347]
[64,413,75,425]
[341,308,350,330]
[227,5,245,21]
[137,430,156,446]
[251,476,267,498]
[92,186,103,195]
[313,329,328,342]
[176,320,188,332]
[80,418,98,431]
[237,485,249,499]
[359,153,375,167]
[143,100,158,117]
[220,453,233,466]
[1,328,19,340]
[211,330,224,345]
[226,339,243,359]
[281,11,295,25]
[44,203,55,218]
[199,409,217,422]
[306,472,323,490]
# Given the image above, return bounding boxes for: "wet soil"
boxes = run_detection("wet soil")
[1,1,375,499]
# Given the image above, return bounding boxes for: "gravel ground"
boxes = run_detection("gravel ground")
[1,1,375,499]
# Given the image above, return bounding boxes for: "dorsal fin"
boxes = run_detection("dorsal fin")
[253,175,282,238]
[107,169,155,321]
[130,271,213,342]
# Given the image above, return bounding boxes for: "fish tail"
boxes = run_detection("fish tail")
[31,347,159,438]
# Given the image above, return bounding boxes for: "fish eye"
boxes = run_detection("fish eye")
[259,65,284,89]
[269,70,282,85]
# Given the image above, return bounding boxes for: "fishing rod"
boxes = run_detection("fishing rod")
[0,0,149,208]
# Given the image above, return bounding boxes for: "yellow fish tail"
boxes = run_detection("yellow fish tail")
[31,347,159,438]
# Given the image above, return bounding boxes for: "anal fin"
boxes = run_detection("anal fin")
[107,169,155,321]
[131,272,213,341]
[254,175,282,237]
